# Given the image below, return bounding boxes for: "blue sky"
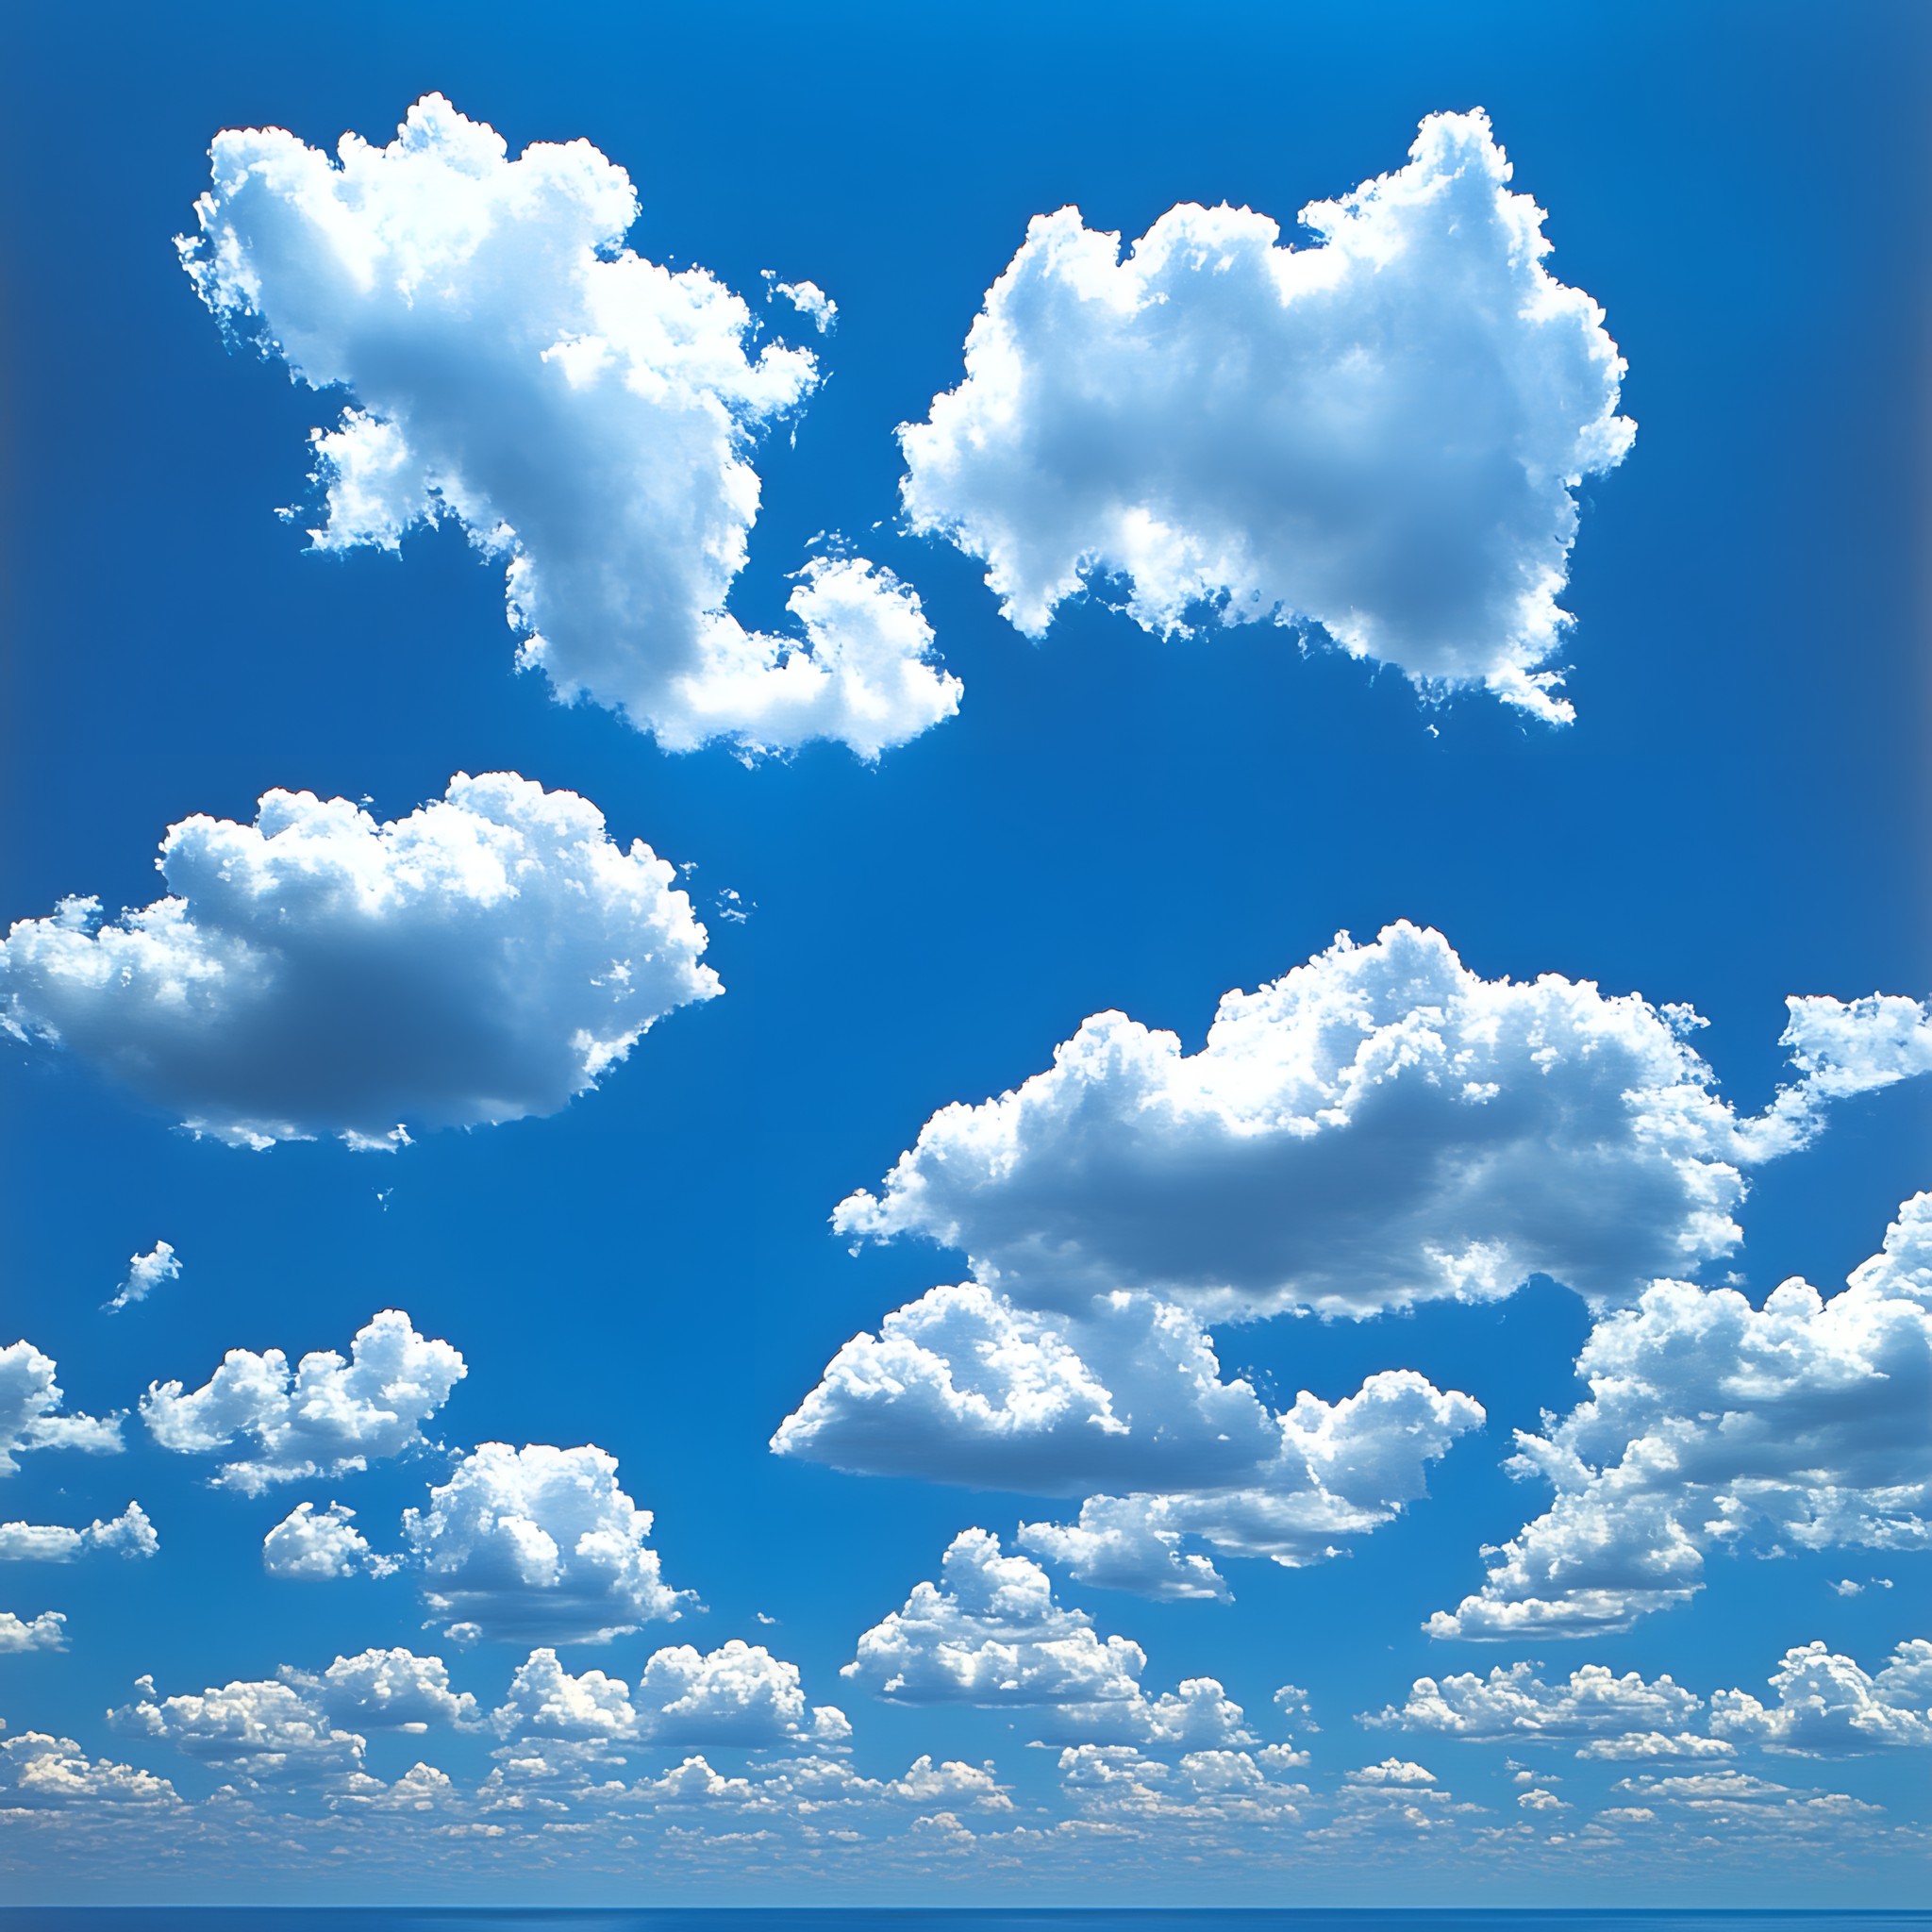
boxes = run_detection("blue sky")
[1,0,1927,1907]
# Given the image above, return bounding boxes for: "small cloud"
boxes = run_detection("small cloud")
[106,1241,181,1314]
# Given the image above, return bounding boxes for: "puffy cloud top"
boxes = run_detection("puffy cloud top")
[0,773,720,1148]
[142,1310,464,1493]
[835,923,1894,1322]
[0,1503,156,1563]
[110,1675,364,1778]
[0,1611,68,1654]
[1711,1641,1932,1757]
[304,1649,482,1732]
[0,1731,178,1811]
[404,1442,691,1644]
[181,93,958,758]
[0,1341,122,1473]
[901,109,1633,721]
[261,1501,393,1579]
[1429,1192,1932,1637]
[843,1529,1146,1708]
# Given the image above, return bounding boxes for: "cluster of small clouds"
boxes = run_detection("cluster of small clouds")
[0,773,720,1148]
[1374,1640,1932,1762]
[181,94,956,758]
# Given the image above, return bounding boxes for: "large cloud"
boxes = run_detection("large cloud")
[403,1442,691,1645]
[1429,1192,1932,1637]
[142,1309,464,1493]
[110,1675,364,1778]
[0,1341,122,1472]
[835,924,1921,1321]
[297,1649,482,1733]
[181,93,958,758]
[0,1611,67,1654]
[0,773,720,1148]
[775,1280,1479,1599]
[900,109,1633,721]
[0,1504,156,1563]
[493,1641,849,1748]
[1366,1663,1706,1745]
[1710,1641,1932,1757]
[843,1529,1146,1710]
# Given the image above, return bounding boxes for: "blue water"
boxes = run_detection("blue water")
[3,1914,1927,1930]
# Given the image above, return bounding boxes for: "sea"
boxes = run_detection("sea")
[0,1913,1926,1931]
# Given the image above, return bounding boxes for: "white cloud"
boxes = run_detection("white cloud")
[0,1732,179,1810]
[301,1649,482,1732]
[262,1501,395,1579]
[0,1341,122,1471]
[637,1641,849,1747]
[763,272,838,333]
[493,1649,640,1741]
[1366,1662,1701,1743]
[142,1309,464,1493]
[110,1674,364,1778]
[834,924,1905,1324]
[0,1611,67,1653]
[106,1241,181,1314]
[1573,1732,1736,1761]
[1428,1191,1932,1637]
[0,1503,156,1562]
[775,1280,1481,1596]
[843,1529,1146,1711]
[0,773,720,1148]
[901,108,1633,722]
[1710,1641,1932,1757]
[403,1442,692,1644]
[182,93,957,758]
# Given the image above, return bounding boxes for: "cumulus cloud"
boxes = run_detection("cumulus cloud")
[106,1241,181,1314]
[403,1442,691,1644]
[296,1649,482,1732]
[0,773,720,1148]
[835,925,1911,1324]
[0,1611,68,1653]
[494,1641,848,1748]
[775,1281,1481,1596]
[263,1501,396,1579]
[0,1503,156,1563]
[1710,1641,1932,1757]
[843,1529,1146,1711]
[142,1309,464,1493]
[1428,1191,1932,1637]
[901,108,1633,721]
[0,1341,123,1472]
[0,1732,178,1810]
[182,93,957,758]
[1366,1663,1703,1742]
[110,1674,364,1778]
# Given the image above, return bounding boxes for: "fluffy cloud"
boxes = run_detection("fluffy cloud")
[0,1341,122,1472]
[901,109,1633,721]
[182,93,957,758]
[775,1282,1481,1596]
[262,1501,395,1579]
[110,1674,364,1778]
[0,1611,67,1653]
[0,1503,156,1562]
[1366,1663,1703,1742]
[835,924,1909,1324]
[0,1732,178,1810]
[1429,1192,1932,1637]
[493,1641,848,1748]
[0,773,720,1148]
[142,1309,464,1493]
[764,273,838,333]
[299,1649,482,1732]
[843,1530,1146,1710]
[1710,1641,1932,1757]
[404,1442,691,1644]
[106,1241,181,1314]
